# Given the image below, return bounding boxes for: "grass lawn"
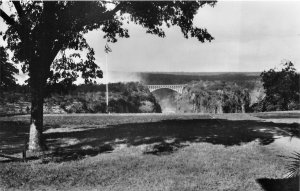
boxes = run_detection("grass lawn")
[0,113,299,191]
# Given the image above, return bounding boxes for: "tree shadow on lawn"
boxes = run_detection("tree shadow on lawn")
[0,122,61,155]
[256,176,299,191]
[43,119,299,161]
[0,118,299,162]
[0,121,29,155]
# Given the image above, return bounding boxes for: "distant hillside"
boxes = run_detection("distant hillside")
[139,72,260,90]
[0,82,162,115]
[141,72,260,76]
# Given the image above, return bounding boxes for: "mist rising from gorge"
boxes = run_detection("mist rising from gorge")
[101,71,142,84]
[152,89,178,113]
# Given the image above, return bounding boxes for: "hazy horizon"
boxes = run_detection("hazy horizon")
[16,70,263,85]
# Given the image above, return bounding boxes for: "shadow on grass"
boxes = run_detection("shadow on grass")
[44,119,299,161]
[1,118,299,162]
[41,144,114,163]
[0,121,29,155]
[143,142,188,156]
[256,176,299,191]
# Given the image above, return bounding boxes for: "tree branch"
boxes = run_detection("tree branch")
[102,3,124,18]
[0,9,16,25]
[12,1,24,18]
[50,42,63,63]
[0,8,29,51]
[85,2,124,24]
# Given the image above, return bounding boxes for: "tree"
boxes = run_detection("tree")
[260,61,300,111]
[0,1,216,151]
[0,46,18,90]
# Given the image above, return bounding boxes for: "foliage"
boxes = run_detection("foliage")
[0,82,161,114]
[1,1,216,89]
[61,83,163,113]
[68,82,162,113]
[179,81,251,113]
[0,46,18,90]
[259,61,300,111]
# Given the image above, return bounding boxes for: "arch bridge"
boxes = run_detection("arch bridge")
[146,84,186,94]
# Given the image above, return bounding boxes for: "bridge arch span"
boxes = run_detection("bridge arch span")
[146,84,186,94]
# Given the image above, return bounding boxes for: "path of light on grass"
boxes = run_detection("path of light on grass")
[0,141,287,191]
[271,136,300,152]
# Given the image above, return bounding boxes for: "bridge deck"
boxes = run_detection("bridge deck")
[146,84,186,94]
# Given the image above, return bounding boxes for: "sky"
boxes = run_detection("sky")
[84,1,300,73]
[1,1,300,84]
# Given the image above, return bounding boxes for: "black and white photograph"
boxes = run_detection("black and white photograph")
[0,0,299,190]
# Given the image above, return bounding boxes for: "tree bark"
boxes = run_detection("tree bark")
[28,88,45,151]
[26,33,60,151]
[27,58,48,151]
[28,76,46,151]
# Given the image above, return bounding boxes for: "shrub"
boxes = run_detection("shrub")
[259,61,300,111]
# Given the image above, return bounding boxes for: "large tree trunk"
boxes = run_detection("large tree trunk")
[28,78,46,151]
[28,58,48,151]
[24,9,61,151]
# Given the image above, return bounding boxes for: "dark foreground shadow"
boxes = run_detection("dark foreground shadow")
[41,144,114,163]
[1,118,299,162]
[256,176,299,191]
[44,119,299,161]
[0,121,29,155]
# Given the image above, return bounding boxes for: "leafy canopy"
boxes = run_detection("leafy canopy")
[1,1,216,86]
[0,46,18,89]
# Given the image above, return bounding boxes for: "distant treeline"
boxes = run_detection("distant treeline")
[2,69,297,114]
[0,73,263,114]
[140,72,260,90]
[49,82,161,113]
[1,82,148,95]
[0,82,162,114]
[175,81,251,114]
